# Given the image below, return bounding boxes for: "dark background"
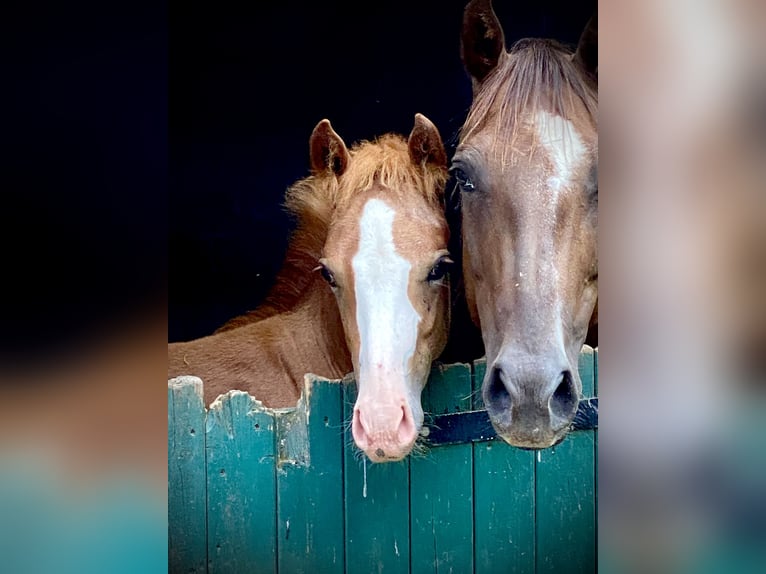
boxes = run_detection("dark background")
[0,0,594,363]
[2,1,167,366]
[169,0,596,345]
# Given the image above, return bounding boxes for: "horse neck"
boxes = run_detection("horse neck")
[277,276,352,379]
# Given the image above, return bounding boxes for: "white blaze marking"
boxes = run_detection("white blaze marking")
[534,112,583,360]
[352,198,420,381]
[535,110,586,197]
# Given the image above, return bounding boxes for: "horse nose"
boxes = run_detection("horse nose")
[484,360,578,446]
[352,401,417,462]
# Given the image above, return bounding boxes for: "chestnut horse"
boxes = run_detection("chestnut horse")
[453,0,598,448]
[168,114,451,462]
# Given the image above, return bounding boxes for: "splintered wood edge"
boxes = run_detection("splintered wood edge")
[431,360,472,374]
[168,375,204,401]
[275,373,347,470]
[301,372,346,419]
[208,389,270,415]
[167,372,351,417]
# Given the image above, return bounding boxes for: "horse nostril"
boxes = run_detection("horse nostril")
[351,408,369,449]
[549,370,577,422]
[487,366,512,412]
[396,405,416,445]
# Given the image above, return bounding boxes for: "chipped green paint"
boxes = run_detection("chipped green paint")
[168,376,207,574]
[206,391,277,574]
[168,349,598,573]
[410,362,474,574]
[277,376,345,574]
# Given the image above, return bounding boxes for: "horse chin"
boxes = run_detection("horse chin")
[362,441,417,464]
[492,424,570,451]
[358,420,421,462]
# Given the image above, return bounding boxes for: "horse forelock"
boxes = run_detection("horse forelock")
[340,135,447,209]
[287,134,447,243]
[459,38,597,157]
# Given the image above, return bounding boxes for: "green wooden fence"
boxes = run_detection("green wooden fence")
[169,346,598,574]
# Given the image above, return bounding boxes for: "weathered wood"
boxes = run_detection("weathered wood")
[579,346,595,398]
[167,351,598,574]
[206,391,277,574]
[168,377,208,574]
[594,347,599,564]
[535,346,597,574]
[593,347,599,396]
[471,360,536,574]
[343,380,410,574]
[277,376,345,574]
[410,362,474,574]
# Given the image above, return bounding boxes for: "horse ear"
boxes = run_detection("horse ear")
[573,13,597,81]
[309,119,349,176]
[461,0,506,85]
[408,113,447,170]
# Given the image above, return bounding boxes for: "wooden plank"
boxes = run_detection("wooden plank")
[593,347,599,564]
[410,362,474,574]
[535,347,596,574]
[206,391,277,574]
[471,359,536,574]
[168,377,208,574]
[277,376,345,574]
[343,379,410,574]
[593,346,599,396]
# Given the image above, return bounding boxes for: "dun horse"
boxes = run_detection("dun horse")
[169,114,451,462]
[454,0,598,448]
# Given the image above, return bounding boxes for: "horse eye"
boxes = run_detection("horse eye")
[318,264,337,288]
[451,167,476,192]
[427,256,454,282]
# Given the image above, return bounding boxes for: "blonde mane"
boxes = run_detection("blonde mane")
[460,38,598,151]
[217,133,448,331]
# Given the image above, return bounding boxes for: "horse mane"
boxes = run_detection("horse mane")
[216,133,448,332]
[460,38,598,151]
